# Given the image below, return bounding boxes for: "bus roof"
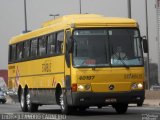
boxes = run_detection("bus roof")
[9,14,137,44]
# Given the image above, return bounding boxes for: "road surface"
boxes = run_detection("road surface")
[0,103,159,120]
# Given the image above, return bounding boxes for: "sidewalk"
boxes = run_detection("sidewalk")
[143,99,160,107]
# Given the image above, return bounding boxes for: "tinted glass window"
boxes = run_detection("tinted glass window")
[39,36,47,56]
[31,39,38,57]
[110,29,143,66]
[17,43,23,60]
[73,29,143,67]
[9,45,16,62]
[24,40,30,58]
[73,29,109,67]
[47,34,56,55]
[56,31,64,54]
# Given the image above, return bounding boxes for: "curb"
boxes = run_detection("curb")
[143,99,160,107]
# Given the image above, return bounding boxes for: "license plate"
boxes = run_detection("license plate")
[105,98,117,103]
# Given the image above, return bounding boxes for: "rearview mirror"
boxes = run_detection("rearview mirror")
[142,36,148,53]
[66,31,73,53]
[67,37,73,53]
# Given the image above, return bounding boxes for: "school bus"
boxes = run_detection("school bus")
[8,14,148,114]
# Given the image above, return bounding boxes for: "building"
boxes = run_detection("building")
[156,0,160,84]
[0,70,8,86]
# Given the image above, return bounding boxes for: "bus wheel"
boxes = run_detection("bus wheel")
[114,103,128,114]
[59,90,69,114]
[20,89,28,112]
[137,103,143,107]
[2,101,6,104]
[26,89,38,112]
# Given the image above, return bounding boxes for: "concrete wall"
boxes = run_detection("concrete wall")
[145,90,160,99]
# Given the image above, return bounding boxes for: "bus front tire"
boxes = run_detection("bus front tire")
[60,90,70,114]
[114,103,128,114]
[137,103,143,107]
[20,89,28,112]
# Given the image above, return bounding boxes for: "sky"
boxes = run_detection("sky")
[0,0,157,69]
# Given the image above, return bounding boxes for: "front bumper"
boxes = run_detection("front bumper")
[71,90,145,106]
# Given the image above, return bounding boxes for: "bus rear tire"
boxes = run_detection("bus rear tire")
[114,103,128,114]
[20,89,28,112]
[26,89,38,112]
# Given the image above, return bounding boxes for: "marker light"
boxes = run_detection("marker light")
[131,83,138,89]
[72,84,77,92]
[84,84,91,90]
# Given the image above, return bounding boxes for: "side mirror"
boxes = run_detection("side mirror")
[66,30,73,53]
[142,36,148,53]
[66,36,73,53]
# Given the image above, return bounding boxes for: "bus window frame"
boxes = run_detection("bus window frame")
[56,31,64,54]
[38,36,47,57]
[30,38,38,58]
[8,30,65,64]
[9,44,17,63]
[47,33,56,55]
[16,42,24,61]
[23,40,31,59]
[71,27,144,68]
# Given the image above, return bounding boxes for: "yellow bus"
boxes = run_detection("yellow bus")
[8,14,148,114]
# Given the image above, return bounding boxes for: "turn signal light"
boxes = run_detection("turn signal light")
[72,84,77,92]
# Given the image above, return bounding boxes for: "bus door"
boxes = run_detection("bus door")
[64,29,73,105]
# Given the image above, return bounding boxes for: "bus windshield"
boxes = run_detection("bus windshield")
[73,28,143,67]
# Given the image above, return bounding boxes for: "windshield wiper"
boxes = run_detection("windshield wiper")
[110,45,129,69]
[112,53,129,69]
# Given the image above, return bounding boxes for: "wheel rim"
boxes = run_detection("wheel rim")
[26,92,31,109]
[60,94,65,110]
[20,92,24,107]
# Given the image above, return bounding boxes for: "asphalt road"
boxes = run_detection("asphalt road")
[0,103,160,120]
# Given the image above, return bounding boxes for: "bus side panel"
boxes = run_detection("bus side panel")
[9,55,65,105]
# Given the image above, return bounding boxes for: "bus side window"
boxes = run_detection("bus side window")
[9,45,16,62]
[16,42,23,60]
[39,36,47,56]
[31,39,38,57]
[24,40,30,58]
[47,34,56,55]
[56,31,64,54]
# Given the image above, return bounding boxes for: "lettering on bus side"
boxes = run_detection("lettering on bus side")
[79,76,95,80]
[124,74,143,79]
[42,60,52,72]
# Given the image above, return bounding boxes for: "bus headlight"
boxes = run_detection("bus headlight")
[137,83,143,89]
[131,83,143,90]
[77,84,91,91]
[78,85,84,90]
